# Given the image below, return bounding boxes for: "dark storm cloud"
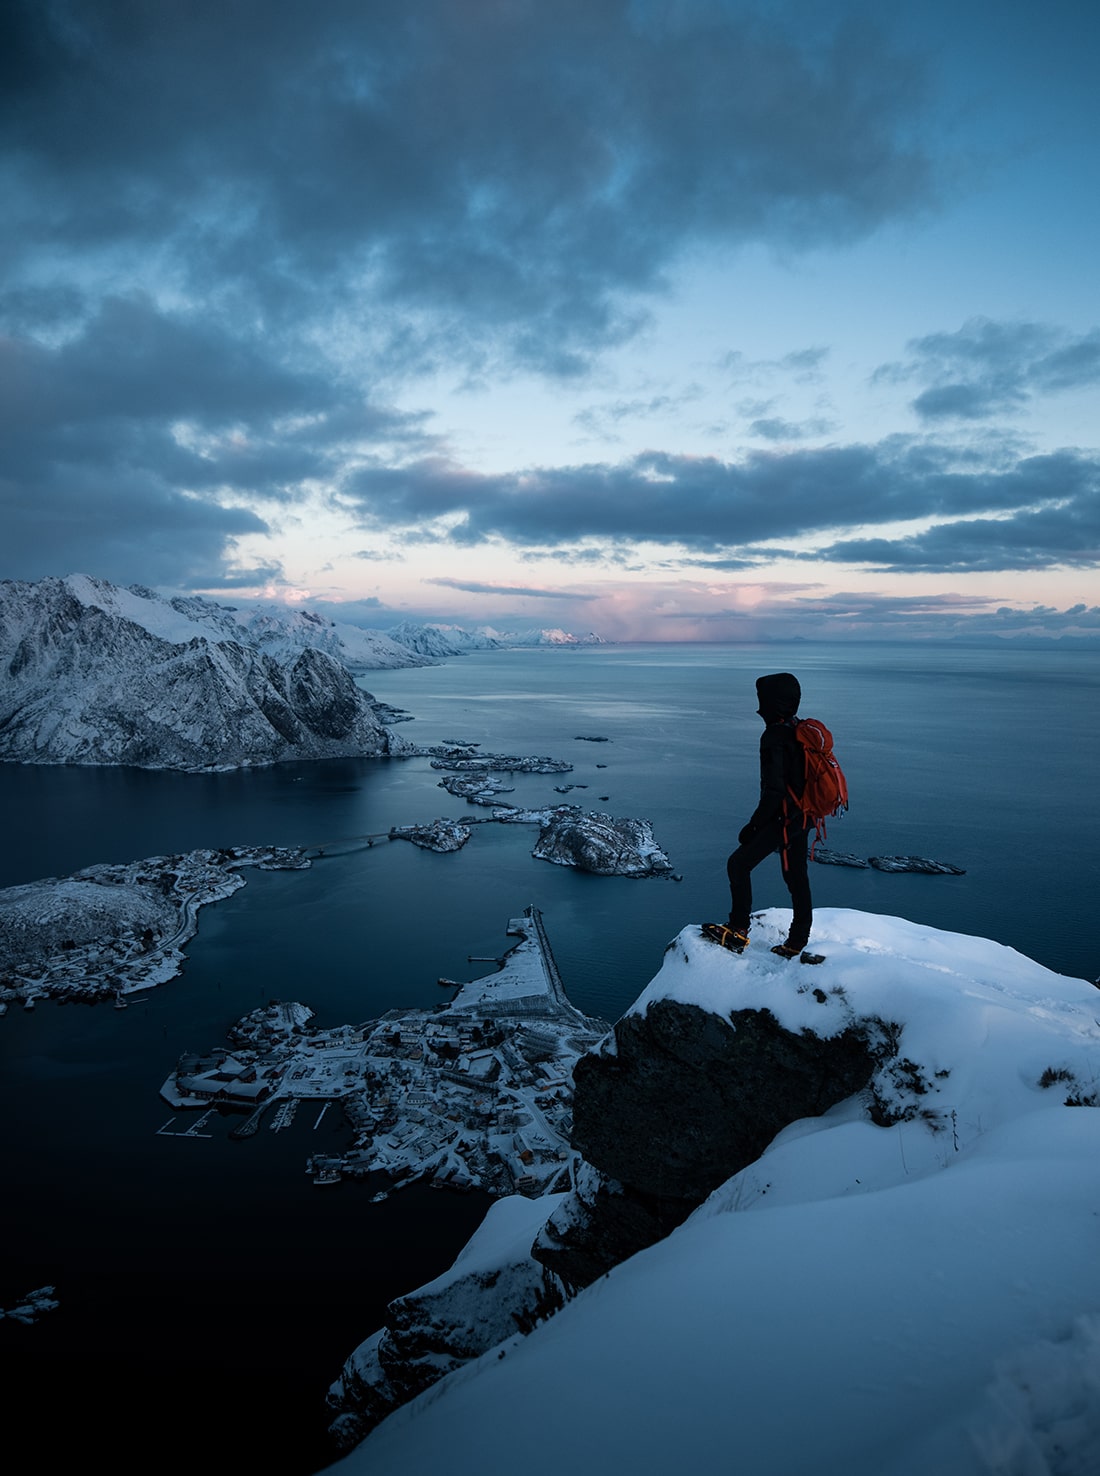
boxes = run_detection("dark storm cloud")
[339,442,1099,572]
[0,456,274,590]
[875,318,1100,422]
[0,292,434,586]
[5,1,937,374]
[820,492,1100,572]
[3,2,953,586]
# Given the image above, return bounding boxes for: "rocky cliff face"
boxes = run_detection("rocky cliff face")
[327,1196,567,1453]
[325,924,903,1458]
[0,577,413,769]
[534,989,887,1288]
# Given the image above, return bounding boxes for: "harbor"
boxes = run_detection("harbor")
[159,907,609,1199]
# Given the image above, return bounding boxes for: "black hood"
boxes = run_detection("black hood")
[756,672,801,722]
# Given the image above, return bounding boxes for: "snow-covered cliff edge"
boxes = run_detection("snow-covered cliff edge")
[327,908,1100,1476]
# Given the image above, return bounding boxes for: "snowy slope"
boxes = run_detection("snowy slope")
[226,605,432,672]
[330,908,1100,1476]
[386,621,503,658]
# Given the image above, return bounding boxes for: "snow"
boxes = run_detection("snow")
[447,924,551,1014]
[58,575,429,671]
[329,908,1100,1476]
[64,574,215,644]
[406,1193,564,1296]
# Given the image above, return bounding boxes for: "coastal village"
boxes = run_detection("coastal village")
[160,907,610,1199]
[0,746,621,1202]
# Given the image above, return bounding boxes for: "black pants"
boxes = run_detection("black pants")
[726,816,811,949]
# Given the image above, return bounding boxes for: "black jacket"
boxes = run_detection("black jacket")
[747,719,805,831]
[746,673,805,832]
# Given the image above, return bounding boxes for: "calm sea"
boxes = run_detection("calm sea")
[1,641,1097,1473]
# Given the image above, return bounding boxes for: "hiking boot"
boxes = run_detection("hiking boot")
[770,940,803,959]
[701,923,749,953]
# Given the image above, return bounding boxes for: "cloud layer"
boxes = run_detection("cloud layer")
[341,443,1099,574]
[876,319,1100,422]
[6,1,934,366]
[1,0,951,588]
[2,1,1097,622]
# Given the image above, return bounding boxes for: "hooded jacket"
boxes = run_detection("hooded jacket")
[746,672,806,832]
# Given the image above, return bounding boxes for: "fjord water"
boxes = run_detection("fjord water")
[1,641,1096,1473]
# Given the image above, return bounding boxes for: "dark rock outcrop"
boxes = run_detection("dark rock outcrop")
[535,995,885,1288]
[532,1162,695,1292]
[325,927,906,1456]
[574,1000,877,1201]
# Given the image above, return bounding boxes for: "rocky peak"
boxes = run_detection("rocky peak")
[0,578,415,769]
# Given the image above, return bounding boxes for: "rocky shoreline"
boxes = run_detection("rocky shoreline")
[0,845,310,1011]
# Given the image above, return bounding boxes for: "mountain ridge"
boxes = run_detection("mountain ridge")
[0,575,412,769]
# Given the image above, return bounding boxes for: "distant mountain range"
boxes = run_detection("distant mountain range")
[0,575,605,770]
[385,619,606,659]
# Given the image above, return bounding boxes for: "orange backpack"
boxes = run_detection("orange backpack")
[788,717,849,856]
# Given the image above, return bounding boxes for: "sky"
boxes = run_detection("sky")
[333,907,1100,1476]
[3,0,1099,642]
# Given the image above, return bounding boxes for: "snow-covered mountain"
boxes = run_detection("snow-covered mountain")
[0,575,414,769]
[229,606,431,673]
[91,576,433,673]
[384,621,607,657]
[328,908,1100,1476]
[483,626,606,648]
[385,621,504,658]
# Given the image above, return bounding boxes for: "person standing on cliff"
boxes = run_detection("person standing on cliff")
[702,671,812,960]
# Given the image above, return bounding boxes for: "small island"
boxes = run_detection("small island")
[812,848,965,874]
[161,908,611,1199]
